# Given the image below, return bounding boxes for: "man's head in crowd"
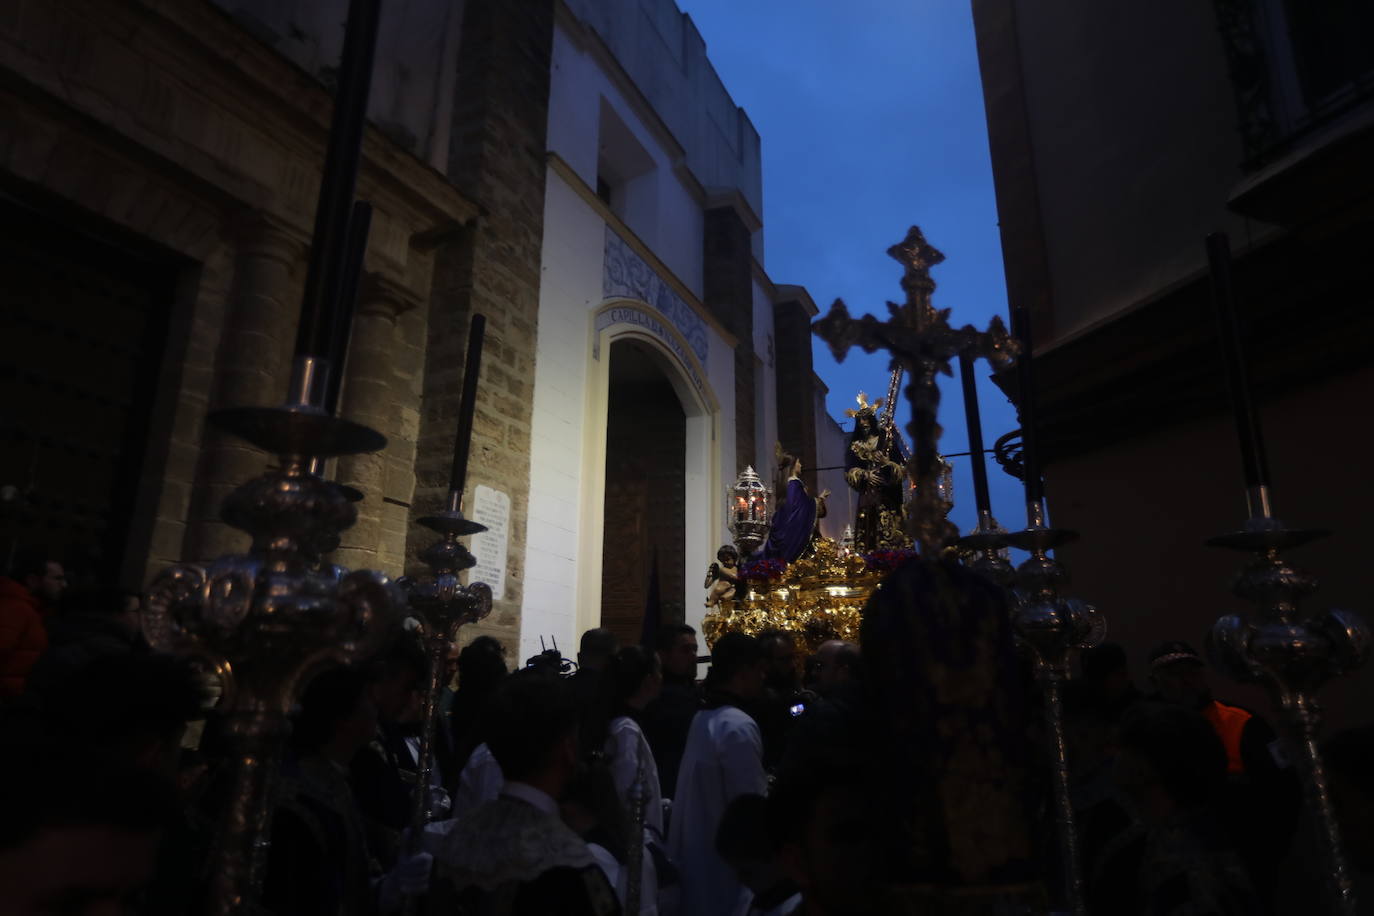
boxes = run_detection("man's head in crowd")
[1113,701,1227,826]
[0,741,178,916]
[576,627,618,673]
[483,669,580,798]
[604,644,662,711]
[457,635,508,692]
[367,635,427,727]
[814,640,861,696]
[38,651,208,780]
[8,546,67,605]
[655,623,699,683]
[717,793,790,899]
[769,766,880,915]
[707,632,766,701]
[293,666,378,764]
[1148,640,1211,710]
[757,629,799,692]
[59,586,142,634]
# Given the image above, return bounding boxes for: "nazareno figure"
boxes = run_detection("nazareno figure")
[844,392,908,553]
[760,444,829,565]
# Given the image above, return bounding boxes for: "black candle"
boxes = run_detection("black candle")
[322,201,373,418]
[449,314,487,498]
[1010,303,1044,507]
[958,352,992,519]
[1205,232,1272,494]
[291,0,382,387]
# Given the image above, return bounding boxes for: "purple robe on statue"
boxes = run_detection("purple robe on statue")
[761,478,818,565]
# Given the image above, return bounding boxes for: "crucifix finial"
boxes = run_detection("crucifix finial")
[889,225,945,301]
[814,226,1019,553]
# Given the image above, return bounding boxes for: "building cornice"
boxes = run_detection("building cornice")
[547,151,739,351]
[774,283,819,318]
[1,0,480,241]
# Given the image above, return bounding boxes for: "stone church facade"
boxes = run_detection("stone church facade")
[0,0,843,661]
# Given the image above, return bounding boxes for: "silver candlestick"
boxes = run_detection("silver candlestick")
[956,511,1016,586]
[145,363,401,916]
[1203,231,1368,916]
[398,495,493,845]
[1006,502,1103,916]
[1208,517,1368,915]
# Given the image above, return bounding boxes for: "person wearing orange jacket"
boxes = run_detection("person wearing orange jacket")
[1148,639,1299,900]
[0,546,66,698]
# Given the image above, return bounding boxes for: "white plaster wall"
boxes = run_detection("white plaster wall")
[547,26,705,298]
[520,175,604,663]
[562,0,764,221]
[814,397,850,541]
[523,56,740,660]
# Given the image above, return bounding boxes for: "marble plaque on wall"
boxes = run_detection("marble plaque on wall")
[470,484,509,601]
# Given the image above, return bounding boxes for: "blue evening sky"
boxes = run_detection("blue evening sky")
[679,0,1029,535]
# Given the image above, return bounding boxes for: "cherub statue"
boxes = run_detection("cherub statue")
[704,544,741,607]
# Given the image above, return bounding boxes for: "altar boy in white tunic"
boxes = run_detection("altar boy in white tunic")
[668,632,769,916]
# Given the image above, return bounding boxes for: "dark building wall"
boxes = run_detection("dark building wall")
[702,205,756,472]
[773,297,819,492]
[414,0,556,643]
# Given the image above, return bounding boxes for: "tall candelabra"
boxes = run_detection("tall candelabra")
[1005,503,1101,916]
[953,351,1014,586]
[1002,300,1102,916]
[398,501,492,837]
[146,390,400,915]
[1203,233,1368,916]
[397,313,494,880]
[145,1,393,911]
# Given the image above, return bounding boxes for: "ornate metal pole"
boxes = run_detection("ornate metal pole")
[398,313,494,890]
[1003,302,1101,916]
[144,3,390,912]
[1203,233,1368,916]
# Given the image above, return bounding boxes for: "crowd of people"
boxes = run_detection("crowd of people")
[1,545,1372,915]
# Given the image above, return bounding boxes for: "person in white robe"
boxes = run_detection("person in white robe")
[668,632,770,916]
[599,645,671,915]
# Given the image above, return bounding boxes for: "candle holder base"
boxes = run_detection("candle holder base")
[1004,525,1079,553]
[417,508,487,539]
[210,405,387,457]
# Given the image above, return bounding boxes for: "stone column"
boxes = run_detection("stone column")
[188,212,305,560]
[703,204,757,470]
[333,271,421,575]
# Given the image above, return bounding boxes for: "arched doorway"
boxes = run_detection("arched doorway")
[600,339,687,645]
[574,300,722,649]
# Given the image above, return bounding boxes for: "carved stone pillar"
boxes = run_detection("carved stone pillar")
[189,213,305,560]
[334,271,423,574]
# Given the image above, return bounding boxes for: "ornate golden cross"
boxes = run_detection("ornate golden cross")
[813,226,1019,552]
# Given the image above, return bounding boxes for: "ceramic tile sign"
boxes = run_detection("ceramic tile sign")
[469,484,509,601]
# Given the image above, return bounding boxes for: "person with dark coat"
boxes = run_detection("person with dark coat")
[264,666,433,916]
[26,586,145,696]
[429,669,621,915]
[0,546,66,698]
[642,624,702,800]
[352,637,428,869]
